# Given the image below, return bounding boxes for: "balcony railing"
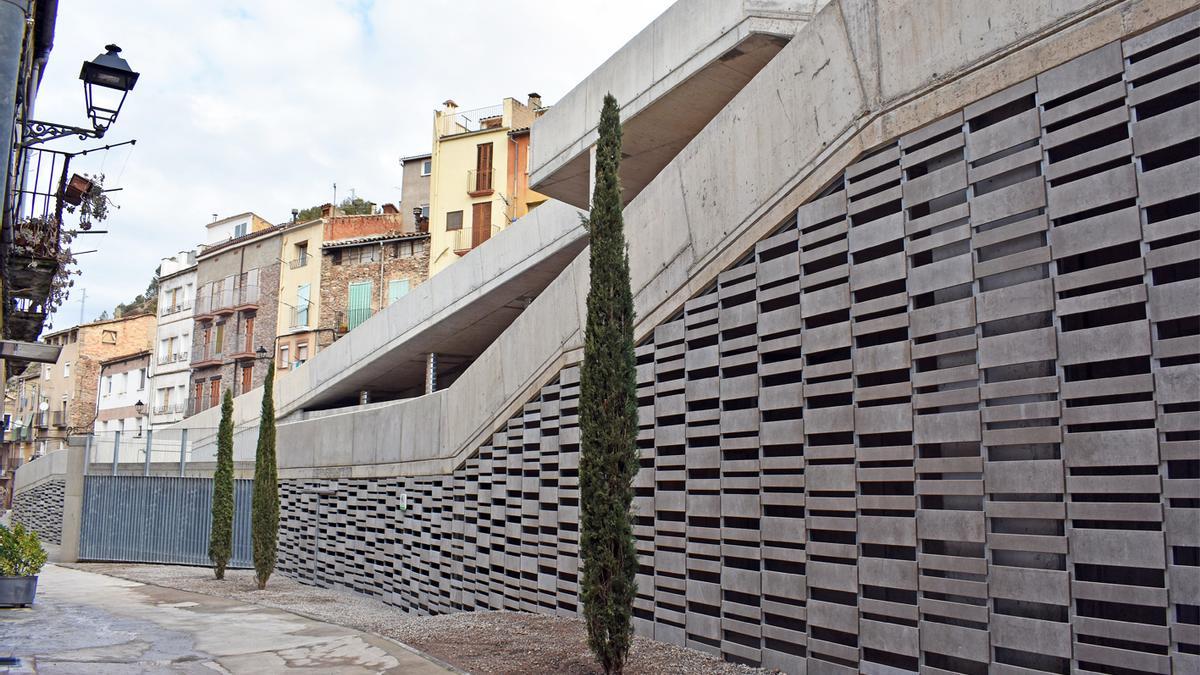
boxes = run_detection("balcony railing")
[160,300,192,317]
[290,303,311,330]
[289,254,309,269]
[195,284,259,315]
[468,167,494,195]
[440,104,504,136]
[153,402,185,416]
[452,225,499,254]
[49,411,65,429]
[157,351,189,366]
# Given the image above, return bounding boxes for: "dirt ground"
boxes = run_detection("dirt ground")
[69,562,764,675]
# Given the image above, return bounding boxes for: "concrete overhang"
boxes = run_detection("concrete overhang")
[529,0,826,209]
[174,200,587,431]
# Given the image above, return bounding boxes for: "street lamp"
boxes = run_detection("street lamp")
[79,44,141,131]
[255,346,269,360]
[134,400,146,416]
[22,44,140,146]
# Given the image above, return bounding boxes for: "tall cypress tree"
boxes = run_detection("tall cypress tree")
[578,93,638,675]
[251,362,279,590]
[208,389,235,580]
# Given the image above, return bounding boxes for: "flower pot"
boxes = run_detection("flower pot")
[0,575,37,607]
[63,174,95,206]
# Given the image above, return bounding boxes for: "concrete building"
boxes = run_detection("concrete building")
[427,95,548,275]
[190,217,281,413]
[121,1,1200,672]
[93,350,150,437]
[149,250,197,429]
[398,152,432,233]
[276,216,324,376]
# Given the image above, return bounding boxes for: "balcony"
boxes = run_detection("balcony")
[157,351,189,366]
[233,284,260,312]
[49,411,65,429]
[467,167,494,197]
[439,103,504,137]
[290,303,311,331]
[191,344,224,368]
[452,225,499,256]
[160,300,192,317]
[289,254,309,269]
[153,402,185,416]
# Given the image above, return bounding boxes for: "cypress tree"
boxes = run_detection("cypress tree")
[208,389,235,580]
[251,362,279,590]
[578,93,638,675]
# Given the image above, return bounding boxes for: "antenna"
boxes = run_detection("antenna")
[78,287,87,325]
[332,182,337,206]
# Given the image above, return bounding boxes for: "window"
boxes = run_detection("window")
[215,322,225,353]
[209,379,220,408]
[296,343,309,364]
[138,368,146,391]
[472,201,493,248]
[102,329,117,344]
[348,281,372,330]
[279,345,290,369]
[194,382,205,412]
[234,222,248,237]
[446,210,463,231]
[420,205,429,220]
[296,285,310,327]
[241,365,253,393]
[388,279,410,305]
[359,246,378,264]
[474,142,494,192]
[331,249,343,266]
[294,241,309,267]
[421,159,432,176]
[44,365,51,379]
[63,363,70,378]
[244,316,255,352]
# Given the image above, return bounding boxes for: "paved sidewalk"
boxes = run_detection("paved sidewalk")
[0,564,452,674]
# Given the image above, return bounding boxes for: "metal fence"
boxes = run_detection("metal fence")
[79,474,253,567]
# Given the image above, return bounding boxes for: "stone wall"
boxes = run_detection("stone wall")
[278,12,1200,673]
[12,477,65,544]
[318,237,431,333]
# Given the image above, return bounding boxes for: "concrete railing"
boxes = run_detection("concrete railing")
[13,448,69,493]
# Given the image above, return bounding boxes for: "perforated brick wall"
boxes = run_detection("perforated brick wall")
[278,14,1200,674]
[13,478,65,545]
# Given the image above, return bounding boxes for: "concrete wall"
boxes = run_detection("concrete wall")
[270,1,1198,673]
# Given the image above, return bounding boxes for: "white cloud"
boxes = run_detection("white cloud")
[35,0,672,328]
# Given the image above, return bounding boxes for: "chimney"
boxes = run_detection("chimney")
[442,99,458,111]
[527,92,542,109]
[382,203,399,214]
[320,203,334,219]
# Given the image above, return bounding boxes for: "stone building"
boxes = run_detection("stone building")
[190,216,281,413]
[22,314,155,449]
[149,250,197,429]
[94,350,151,436]
[314,214,430,364]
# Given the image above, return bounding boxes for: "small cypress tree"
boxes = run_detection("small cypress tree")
[251,362,279,590]
[578,93,638,675]
[208,389,235,580]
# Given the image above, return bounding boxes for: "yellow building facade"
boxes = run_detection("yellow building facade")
[275,217,324,373]
[427,96,548,276]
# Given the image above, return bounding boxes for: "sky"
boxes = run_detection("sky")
[34,0,673,329]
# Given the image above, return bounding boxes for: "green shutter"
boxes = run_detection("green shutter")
[387,279,410,305]
[348,281,372,330]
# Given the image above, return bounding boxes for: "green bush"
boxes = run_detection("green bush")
[252,361,279,590]
[209,388,235,580]
[0,524,47,577]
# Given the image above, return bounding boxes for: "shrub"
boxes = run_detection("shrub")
[0,524,47,577]
[209,388,235,580]
[252,361,279,589]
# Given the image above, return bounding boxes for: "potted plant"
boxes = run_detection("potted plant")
[0,523,47,607]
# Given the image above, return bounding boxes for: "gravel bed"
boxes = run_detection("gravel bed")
[67,562,765,675]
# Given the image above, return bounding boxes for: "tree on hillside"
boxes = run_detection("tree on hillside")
[578,93,638,675]
[251,361,279,589]
[208,389,235,580]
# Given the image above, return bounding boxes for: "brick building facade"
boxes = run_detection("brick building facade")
[315,230,430,361]
[190,227,283,413]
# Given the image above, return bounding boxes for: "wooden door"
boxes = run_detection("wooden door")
[241,365,253,394]
[244,315,255,352]
[472,201,492,248]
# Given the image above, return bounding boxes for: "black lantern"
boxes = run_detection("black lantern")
[134,400,146,416]
[79,44,140,131]
[256,346,269,360]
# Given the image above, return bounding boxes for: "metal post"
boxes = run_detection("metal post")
[426,352,438,394]
[143,429,152,476]
[178,428,188,477]
[82,433,92,477]
[111,430,120,476]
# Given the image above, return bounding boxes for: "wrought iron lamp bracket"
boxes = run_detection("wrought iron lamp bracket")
[21,119,105,147]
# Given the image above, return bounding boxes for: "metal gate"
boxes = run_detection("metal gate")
[80,475,254,567]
